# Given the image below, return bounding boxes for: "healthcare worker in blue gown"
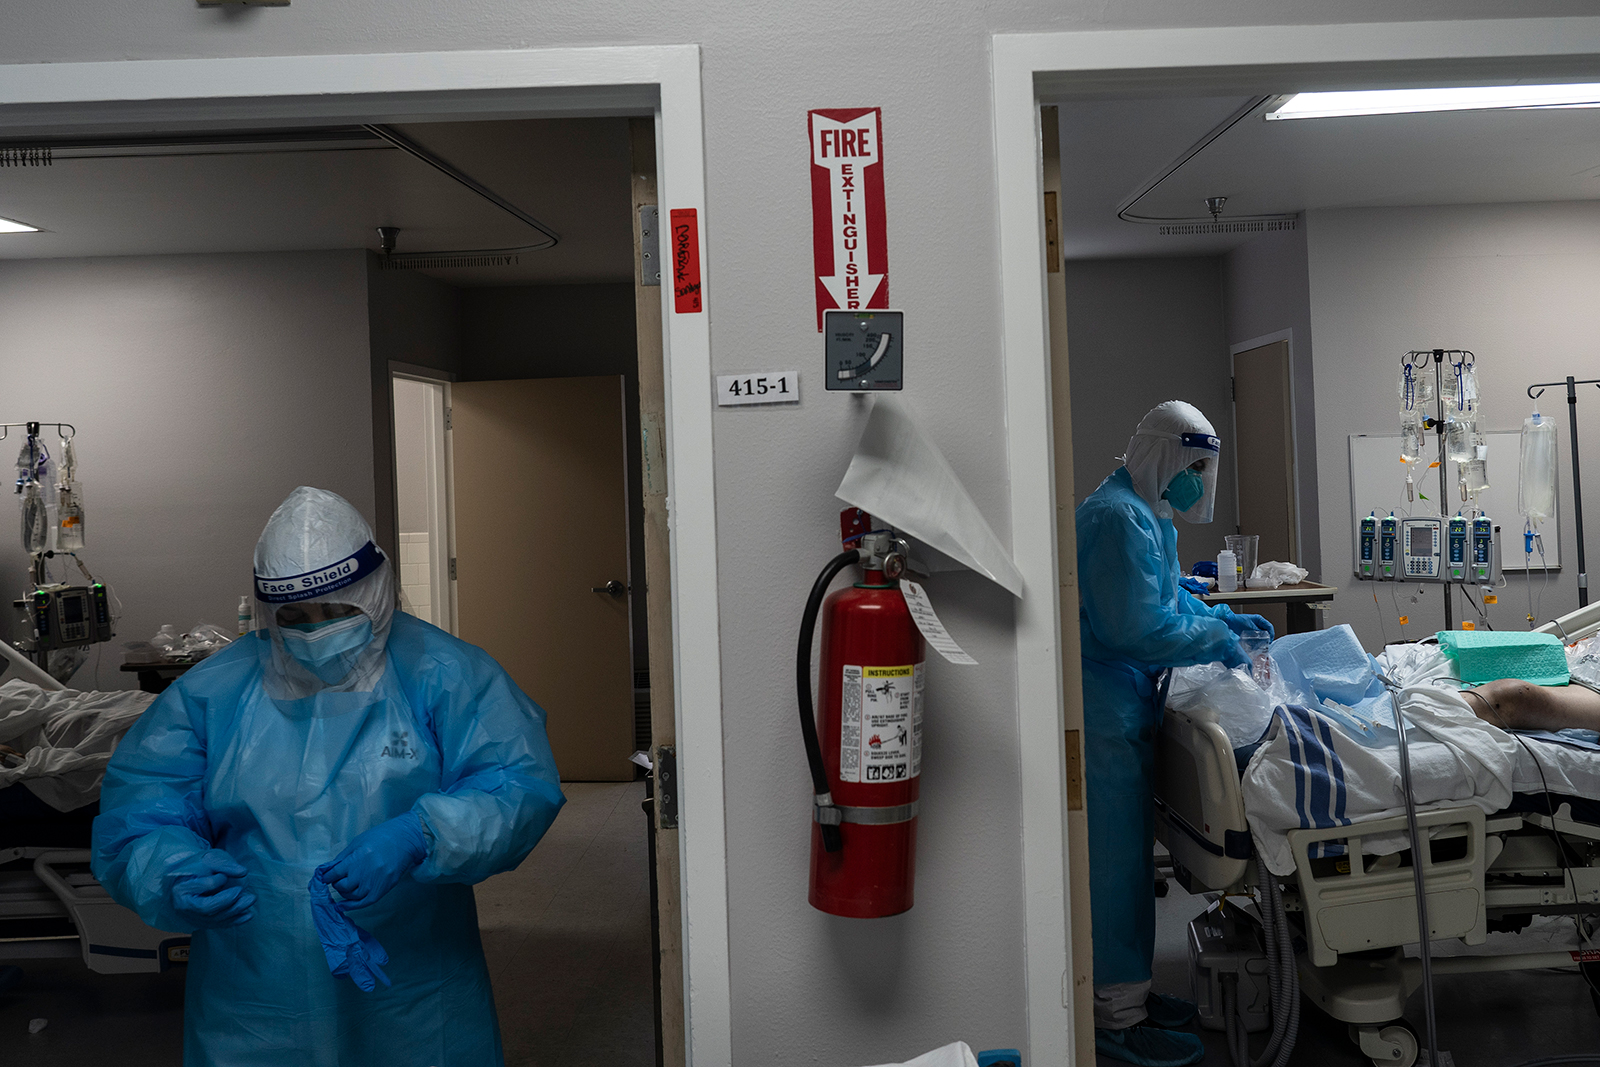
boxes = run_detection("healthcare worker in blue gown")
[1077,402,1273,1067]
[92,486,566,1067]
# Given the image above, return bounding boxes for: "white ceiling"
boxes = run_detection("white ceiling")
[0,117,635,287]
[1057,94,1600,260]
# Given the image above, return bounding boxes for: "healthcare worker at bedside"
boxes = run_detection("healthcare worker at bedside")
[92,486,565,1067]
[1077,401,1273,1067]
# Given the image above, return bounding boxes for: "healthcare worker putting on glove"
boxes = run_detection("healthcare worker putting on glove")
[1077,402,1272,1067]
[93,486,566,1067]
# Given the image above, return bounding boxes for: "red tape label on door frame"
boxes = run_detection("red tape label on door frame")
[809,107,888,331]
[670,208,702,314]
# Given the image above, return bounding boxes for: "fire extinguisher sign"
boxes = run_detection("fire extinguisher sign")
[838,663,923,783]
[809,107,889,331]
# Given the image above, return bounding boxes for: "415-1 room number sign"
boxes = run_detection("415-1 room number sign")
[715,371,799,407]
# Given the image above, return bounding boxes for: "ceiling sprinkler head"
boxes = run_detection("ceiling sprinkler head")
[1205,197,1227,222]
[376,226,401,255]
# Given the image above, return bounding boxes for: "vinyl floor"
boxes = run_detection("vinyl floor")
[0,781,656,1067]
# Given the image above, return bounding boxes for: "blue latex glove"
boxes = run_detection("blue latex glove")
[1218,634,1250,671]
[307,875,391,992]
[1225,612,1275,641]
[1178,576,1210,596]
[170,849,255,929]
[316,813,429,909]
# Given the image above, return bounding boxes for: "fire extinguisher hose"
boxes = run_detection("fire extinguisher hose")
[797,548,861,853]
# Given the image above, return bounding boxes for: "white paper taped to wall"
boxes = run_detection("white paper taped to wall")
[836,397,1024,597]
[900,580,977,665]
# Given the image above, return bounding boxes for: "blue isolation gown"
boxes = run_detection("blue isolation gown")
[1076,467,1238,987]
[92,613,565,1067]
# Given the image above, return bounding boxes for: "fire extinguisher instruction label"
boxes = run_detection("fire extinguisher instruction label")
[838,663,923,783]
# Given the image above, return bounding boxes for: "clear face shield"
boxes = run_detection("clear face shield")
[1164,432,1220,525]
[252,488,396,702]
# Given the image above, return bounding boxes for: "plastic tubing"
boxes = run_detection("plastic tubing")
[796,549,860,853]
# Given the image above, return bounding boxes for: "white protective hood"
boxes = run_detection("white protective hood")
[252,486,396,702]
[1122,400,1221,524]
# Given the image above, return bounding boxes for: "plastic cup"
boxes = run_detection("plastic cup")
[1225,534,1258,587]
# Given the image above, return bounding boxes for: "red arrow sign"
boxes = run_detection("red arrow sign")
[809,107,888,331]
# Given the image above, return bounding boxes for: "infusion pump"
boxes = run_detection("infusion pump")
[1356,512,1500,584]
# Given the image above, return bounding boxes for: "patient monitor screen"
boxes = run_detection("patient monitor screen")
[1408,524,1435,556]
[61,594,85,625]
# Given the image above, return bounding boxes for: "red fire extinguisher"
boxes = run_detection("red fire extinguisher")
[797,509,926,917]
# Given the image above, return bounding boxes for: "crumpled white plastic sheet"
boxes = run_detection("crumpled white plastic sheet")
[1247,561,1309,589]
[0,680,156,811]
[835,397,1023,597]
[855,1041,980,1067]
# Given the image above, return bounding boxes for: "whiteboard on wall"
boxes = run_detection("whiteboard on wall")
[1347,431,1560,576]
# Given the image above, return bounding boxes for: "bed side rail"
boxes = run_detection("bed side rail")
[32,850,189,974]
[1286,806,1487,968]
[1155,702,1252,894]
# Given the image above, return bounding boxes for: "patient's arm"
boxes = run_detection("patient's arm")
[1462,679,1600,733]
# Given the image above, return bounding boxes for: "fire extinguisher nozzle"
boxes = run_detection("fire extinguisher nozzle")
[820,823,843,853]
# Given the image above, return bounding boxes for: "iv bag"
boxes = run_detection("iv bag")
[1399,362,1433,411]
[20,482,47,553]
[1445,413,1477,464]
[1440,362,1461,406]
[1463,457,1490,497]
[1519,412,1557,523]
[1400,412,1424,464]
[56,482,84,551]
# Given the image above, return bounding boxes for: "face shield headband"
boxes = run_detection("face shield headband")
[255,541,386,604]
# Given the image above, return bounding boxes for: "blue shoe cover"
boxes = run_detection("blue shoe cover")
[1144,991,1198,1029]
[1095,1025,1205,1067]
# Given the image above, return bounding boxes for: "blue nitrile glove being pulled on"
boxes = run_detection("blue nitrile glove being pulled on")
[170,849,255,929]
[308,875,391,992]
[317,813,429,909]
[1223,612,1274,640]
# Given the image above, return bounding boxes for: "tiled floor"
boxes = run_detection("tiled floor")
[0,781,655,1066]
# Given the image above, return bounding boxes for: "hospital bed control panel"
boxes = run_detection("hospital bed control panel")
[1355,511,1499,583]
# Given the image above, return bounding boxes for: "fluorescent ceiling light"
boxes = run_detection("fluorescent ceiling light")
[0,215,39,234]
[1266,84,1600,120]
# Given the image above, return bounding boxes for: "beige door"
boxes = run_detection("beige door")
[1233,340,1298,632]
[451,376,635,782]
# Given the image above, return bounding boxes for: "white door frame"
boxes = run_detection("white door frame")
[0,45,730,1067]
[992,17,1600,1064]
[1229,329,1301,564]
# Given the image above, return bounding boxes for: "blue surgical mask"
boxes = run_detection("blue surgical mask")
[1163,468,1206,513]
[279,614,373,684]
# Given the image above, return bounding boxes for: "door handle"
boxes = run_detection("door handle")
[592,580,628,598]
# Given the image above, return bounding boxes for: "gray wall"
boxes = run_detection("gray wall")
[1307,201,1600,648]
[0,250,374,688]
[1224,227,1322,579]
[458,283,648,676]
[1064,257,1237,569]
[7,4,1599,1063]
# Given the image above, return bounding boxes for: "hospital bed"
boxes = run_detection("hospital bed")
[0,675,187,976]
[1154,602,1600,1067]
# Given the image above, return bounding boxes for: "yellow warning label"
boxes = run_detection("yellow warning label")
[864,665,914,679]
[1399,615,1410,626]
[1463,621,1476,631]
[1485,595,1498,604]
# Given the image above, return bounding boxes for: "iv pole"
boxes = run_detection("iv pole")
[1404,349,1475,632]
[1526,376,1600,608]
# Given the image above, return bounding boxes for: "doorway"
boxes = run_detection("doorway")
[0,46,721,1067]
[391,372,455,632]
[997,18,1600,1065]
